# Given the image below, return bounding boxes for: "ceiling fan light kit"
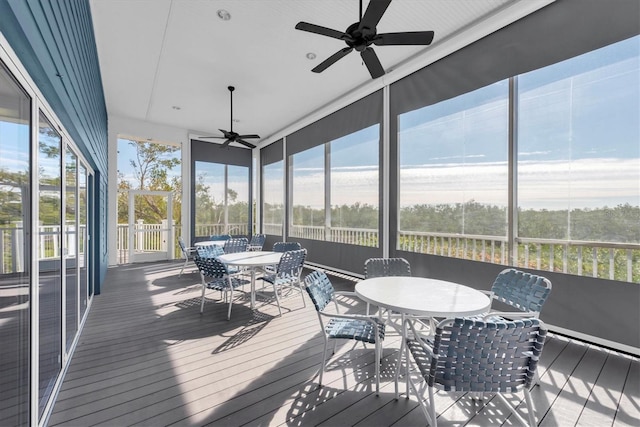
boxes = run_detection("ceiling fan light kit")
[199,85,260,149]
[295,0,435,79]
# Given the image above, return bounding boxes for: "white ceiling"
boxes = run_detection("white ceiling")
[89,0,552,148]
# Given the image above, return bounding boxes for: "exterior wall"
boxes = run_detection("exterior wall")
[0,0,108,291]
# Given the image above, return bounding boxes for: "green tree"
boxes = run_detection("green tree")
[117,140,181,225]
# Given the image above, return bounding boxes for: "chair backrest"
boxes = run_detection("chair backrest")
[223,237,248,254]
[490,268,552,315]
[276,248,307,280]
[428,317,547,392]
[364,257,411,279]
[248,234,266,250]
[178,236,188,253]
[194,255,229,278]
[273,241,302,252]
[304,270,335,313]
[196,243,224,259]
[210,234,232,242]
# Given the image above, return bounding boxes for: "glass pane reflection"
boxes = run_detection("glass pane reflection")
[0,60,31,425]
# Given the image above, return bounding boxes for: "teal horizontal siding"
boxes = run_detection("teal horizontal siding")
[0,0,108,290]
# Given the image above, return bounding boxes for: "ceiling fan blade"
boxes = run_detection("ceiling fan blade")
[295,22,346,40]
[374,31,435,46]
[236,139,256,149]
[198,136,225,139]
[312,47,353,73]
[361,47,385,79]
[236,134,260,139]
[359,0,392,30]
[220,139,233,148]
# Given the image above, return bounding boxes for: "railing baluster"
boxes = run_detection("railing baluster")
[609,248,615,280]
[577,246,583,276]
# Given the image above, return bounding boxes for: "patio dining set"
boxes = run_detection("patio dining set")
[178,235,553,427]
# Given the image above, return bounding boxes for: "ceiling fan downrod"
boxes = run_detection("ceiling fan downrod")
[228,85,234,132]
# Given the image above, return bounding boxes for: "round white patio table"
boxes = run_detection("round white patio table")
[216,251,283,311]
[355,276,490,319]
[355,276,491,397]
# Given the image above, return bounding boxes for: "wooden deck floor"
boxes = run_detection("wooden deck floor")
[48,261,639,426]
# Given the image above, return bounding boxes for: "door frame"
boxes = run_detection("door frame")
[128,190,173,263]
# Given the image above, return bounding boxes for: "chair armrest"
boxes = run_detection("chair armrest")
[334,291,358,297]
[318,310,383,324]
[483,310,539,320]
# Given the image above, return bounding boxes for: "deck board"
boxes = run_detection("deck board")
[48,261,640,427]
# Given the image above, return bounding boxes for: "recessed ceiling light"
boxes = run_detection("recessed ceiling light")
[217,9,231,21]
[172,106,181,110]
[306,52,317,60]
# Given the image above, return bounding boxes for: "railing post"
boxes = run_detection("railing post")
[161,220,168,252]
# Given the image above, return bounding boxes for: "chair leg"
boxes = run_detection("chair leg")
[227,288,233,320]
[428,386,437,427]
[179,257,188,277]
[524,387,537,427]
[271,281,282,316]
[374,340,380,395]
[496,391,534,427]
[319,337,329,387]
[200,284,206,313]
[297,281,307,307]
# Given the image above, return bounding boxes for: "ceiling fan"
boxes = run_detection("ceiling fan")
[199,86,260,149]
[295,0,435,79]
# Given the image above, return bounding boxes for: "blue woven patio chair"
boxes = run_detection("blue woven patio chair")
[364,257,411,279]
[194,255,249,320]
[223,237,249,254]
[195,243,224,259]
[272,241,302,252]
[364,257,411,317]
[483,268,552,320]
[178,236,197,277]
[210,234,231,242]
[304,270,386,395]
[261,249,307,313]
[404,316,547,427]
[247,234,266,251]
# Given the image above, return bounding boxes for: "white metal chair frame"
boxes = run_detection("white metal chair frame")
[178,236,197,277]
[304,270,386,395]
[260,249,307,314]
[195,256,249,320]
[482,268,552,320]
[404,316,547,427]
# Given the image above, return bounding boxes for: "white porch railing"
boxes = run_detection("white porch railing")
[116,223,250,264]
[275,224,639,283]
[4,223,632,282]
[1,224,86,274]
